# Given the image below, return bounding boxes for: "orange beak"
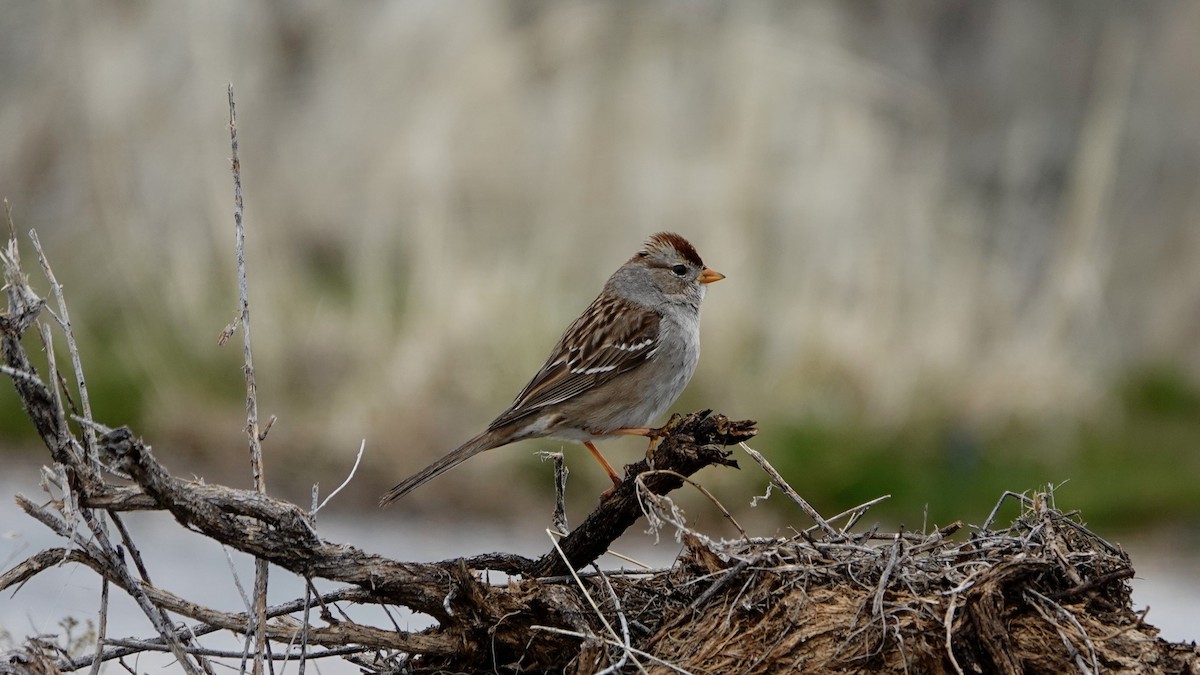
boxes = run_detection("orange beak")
[699,267,725,284]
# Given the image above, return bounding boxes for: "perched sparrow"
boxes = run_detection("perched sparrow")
[379,232,724,506]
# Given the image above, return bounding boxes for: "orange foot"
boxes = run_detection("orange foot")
[585,441,623,499]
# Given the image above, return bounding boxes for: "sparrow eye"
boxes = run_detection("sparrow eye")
[671,264,688,276]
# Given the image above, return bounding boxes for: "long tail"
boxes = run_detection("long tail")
[379,430,503,506]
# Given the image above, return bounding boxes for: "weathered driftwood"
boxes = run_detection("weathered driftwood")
[529,411,753,578]
[5,221,1200,673]
[3,220,761,671]
[0,402,754,670]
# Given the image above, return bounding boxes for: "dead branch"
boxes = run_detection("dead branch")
[528,410,754,578]
[3,221,758,672]
[221,84,271,675]
[4,191,1198,674]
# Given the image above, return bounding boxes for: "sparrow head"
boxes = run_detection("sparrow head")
[613,232,724,307]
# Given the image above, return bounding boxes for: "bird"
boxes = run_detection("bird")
[379,232,724,506]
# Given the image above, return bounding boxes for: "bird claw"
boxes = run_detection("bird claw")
[599,478,622,501]
[644,422,675,467]
[646,435,663,468]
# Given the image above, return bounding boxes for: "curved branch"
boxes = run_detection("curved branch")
[529,409,755,578]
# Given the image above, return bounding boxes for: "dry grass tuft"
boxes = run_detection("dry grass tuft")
[563,489,1194,674]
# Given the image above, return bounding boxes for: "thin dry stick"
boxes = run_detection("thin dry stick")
[1038,494,1085,586]
[227,83,270,675]
[981,490,1033,531]
[29,231,98,464]
[636,469,748,540]
[110,514,155,593]
[99,639,367,662]
[259,414,277,441]
[36,325,71,456]
[1027,589,1100,675]
[0,363,45,385]
[944,593,965,675]
[88,577,109,675]
[531,626,694,675]
[686,559,751,612]
[545,530,648,674]
[223,546,254,613]
[59,587,373,671]
[312,439,366,515]
[296,593,314,671]
[299,487,319,675]
[739,443,839,537]
[538,535,654,574]
[542,451,569,534]
[871,534,902,618]
[805,494,892,535]
[111,511,215,674]
[16,496,202,674]
[594,566,633,675]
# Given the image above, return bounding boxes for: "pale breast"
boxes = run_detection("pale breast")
[608,307,700,430]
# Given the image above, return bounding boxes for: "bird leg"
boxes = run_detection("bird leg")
[609,427,656,438]
[588,427,670,499]
[610,426,670,467]
[584,441,622,489]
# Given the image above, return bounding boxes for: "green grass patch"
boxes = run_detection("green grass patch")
[763,365,1200,530]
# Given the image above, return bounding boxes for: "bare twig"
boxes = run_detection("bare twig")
[298,486,321,675]
[226,83,270,675]
[545,530,646,673]
[594,566,635,675]
[222,546,254,613]
[1027,589,1101,675]
[981,490,1033,531]
[0,363,45,385]
[687,558,752,611]
[1038,491,1085,586]
[29,230,98,465]
[112,510,218,674]
[36,325,72,462]
[312,439,366,515]
[739,442,838,537]
[104,517,145,584]
[527,411,751,577]
[531,625,695,675]
[871,534,902,617]
[805,494,893,534]
[542,451,570,534]
[52,586,381,671]
[637,469,748,541]
[99,639,368,662]
[88,577,108,675]
[14,496,204,674]
[259,414,276,442]
[944,593,965,675]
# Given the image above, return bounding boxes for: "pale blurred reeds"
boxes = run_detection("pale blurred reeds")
[1,2,1198,521]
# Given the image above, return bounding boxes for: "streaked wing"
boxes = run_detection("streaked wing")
[487,295,660,431]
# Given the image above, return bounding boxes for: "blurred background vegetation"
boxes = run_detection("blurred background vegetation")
[1,2,1198,536]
